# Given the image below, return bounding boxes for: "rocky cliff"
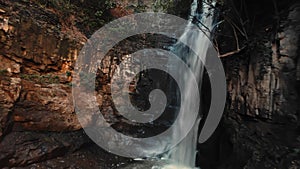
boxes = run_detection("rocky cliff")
[0,0,92,167]
[198,1,300,168]
[0,0,299,168]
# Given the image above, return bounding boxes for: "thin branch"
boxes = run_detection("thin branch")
[231,0,246,35]
[232,24,240,50]
[191,15,211,32]
[224,16,248,39]
[214,38,220,53]
[202,1,217,9]
[219,46,246,58]
[211,20,225,32]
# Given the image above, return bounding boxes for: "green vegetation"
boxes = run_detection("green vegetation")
[152,0,175,12]
[81,0,115,32]
[20,74,60,84]
[66,82,73,87]
[37,0,74,11]
[0,69,10,82]
[33,0,115,34]
[129,4,147,13]
[66,71,71,77]
[0,69,8,76]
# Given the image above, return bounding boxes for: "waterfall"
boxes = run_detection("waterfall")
[124,1,216,168]
[163,0,215,168]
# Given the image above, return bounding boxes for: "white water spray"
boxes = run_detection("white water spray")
[164,0,216,168]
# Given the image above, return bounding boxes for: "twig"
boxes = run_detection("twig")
[219,46,246,58]
[232,24,240,50]
[191,15,211,33]
[224,16,248,39]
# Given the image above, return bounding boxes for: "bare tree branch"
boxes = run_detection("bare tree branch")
[219,46,246,58]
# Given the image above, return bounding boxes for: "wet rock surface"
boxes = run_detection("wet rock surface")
[0,0,91,167]
[197,1,300,169]
[0,76,22,137]
[11,143,131,169]
[13,80,80,131]
[0,0,174,167]
[0,0,299,168]
[0,131,89,168]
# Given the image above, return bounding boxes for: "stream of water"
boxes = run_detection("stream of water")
[122,0,216,168]
[162,0,215,168]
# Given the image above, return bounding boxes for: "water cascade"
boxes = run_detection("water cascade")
[163,0,216,168]
[124,0,216,168]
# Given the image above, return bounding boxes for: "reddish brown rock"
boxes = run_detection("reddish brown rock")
[13,80,81,132]
[0,131,89,168]
[0,77,21,138]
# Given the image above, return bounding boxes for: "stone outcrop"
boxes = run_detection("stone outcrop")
[0,0,156,166]
[13,80,81,131]
[0,0,88,166]
[0,77,21,137]
[0,0,85,135]
[0,131,89,168]
[198,2,300,169]
[0,0,299,168]
[225,3,300,121]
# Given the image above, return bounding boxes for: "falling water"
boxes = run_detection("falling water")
[124,0,216,168]
[164,0,216,168]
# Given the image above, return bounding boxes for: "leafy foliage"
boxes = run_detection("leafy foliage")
[77,0,115,35]
[152,0,175,12]
[0,69,8,76]
[20,74,60,84]
[32,0,115,35]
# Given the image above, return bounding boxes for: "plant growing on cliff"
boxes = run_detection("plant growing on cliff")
[0,69,10,82]
[0,69,8,76]
[80,0,115,33]
[152,0,175,12]
[38,0,72,9]
[20,74,60,84]
[66,71,71,77]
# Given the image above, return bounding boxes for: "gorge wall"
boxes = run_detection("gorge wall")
[198,1,300,169]
[0,0,299,168]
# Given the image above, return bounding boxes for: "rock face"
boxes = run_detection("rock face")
[0,1,84,133]
[0,77,21,137]
[198,2,300,169]
[225,3,300,121]
[13,80,81,131]
[0,131,89,168]
[0,0,87,166]
[0,0,299,168]
[0,0,164,167]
